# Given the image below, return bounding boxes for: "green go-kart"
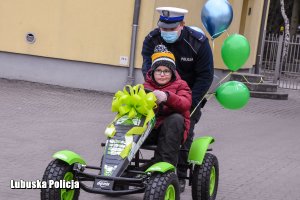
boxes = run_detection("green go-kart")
[41,88,219,200]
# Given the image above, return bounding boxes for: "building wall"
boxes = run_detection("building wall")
[209,0,244,70]
[239,0,265,69]
[0,51,145,93]
[0,0,137,66]
[137,0,263,70]
[0,0,265,92]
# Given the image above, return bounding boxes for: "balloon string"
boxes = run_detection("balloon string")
[207,93,215,100]
[226,30,229,37]
[190,71,233,117]
[216,71,233,87]
[241,75,264,85]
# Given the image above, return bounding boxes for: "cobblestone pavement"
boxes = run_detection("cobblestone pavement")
[1,79,300,200]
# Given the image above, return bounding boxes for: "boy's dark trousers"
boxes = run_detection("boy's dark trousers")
[177,107,202,178]
[144,113,184,167]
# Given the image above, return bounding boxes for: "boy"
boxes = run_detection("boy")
[143,45,192,168]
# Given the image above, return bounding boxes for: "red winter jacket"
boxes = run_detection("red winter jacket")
[143,71,192,142]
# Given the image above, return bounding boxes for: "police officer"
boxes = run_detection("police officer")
[141,7,214,192]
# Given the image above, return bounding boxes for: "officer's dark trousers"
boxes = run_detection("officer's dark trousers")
[144,113,184,167]
[177,107,202,178]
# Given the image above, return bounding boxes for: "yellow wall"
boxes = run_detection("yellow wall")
[134,0,156,67]
[210,0,244,69]
[136,0,263,70]
[239,0,265,69]
[0,0,264,70]
[135,0,207,68]
[0,0,136,66]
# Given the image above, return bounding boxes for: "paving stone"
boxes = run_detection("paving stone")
[0,79,299,200]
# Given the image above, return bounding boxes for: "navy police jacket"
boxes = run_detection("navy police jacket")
[142,26,214,108]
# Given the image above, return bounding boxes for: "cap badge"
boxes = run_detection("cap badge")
[162,10,170,17]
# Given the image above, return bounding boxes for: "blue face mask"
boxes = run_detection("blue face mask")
[161,30,179,43]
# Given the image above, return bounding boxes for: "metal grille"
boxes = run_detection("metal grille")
[260,32,300,89]
[280,36,300,89]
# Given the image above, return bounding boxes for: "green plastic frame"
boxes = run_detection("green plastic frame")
[53,150,86,165]
[145,162,175,173]
[188,136,215,165]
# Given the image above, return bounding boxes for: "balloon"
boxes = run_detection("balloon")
[188,26,205,35]
[201,0,233,39]
[221,34,250,71]
[215,81,250,110]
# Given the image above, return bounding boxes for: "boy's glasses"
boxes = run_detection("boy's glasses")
[154,69,171,76]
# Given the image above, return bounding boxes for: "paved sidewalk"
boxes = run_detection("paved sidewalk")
[0,78,300,200]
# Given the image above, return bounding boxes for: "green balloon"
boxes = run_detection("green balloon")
[221,34,250,71]
[215,81,250,110]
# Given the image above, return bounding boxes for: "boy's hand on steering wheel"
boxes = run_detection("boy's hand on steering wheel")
[153,90,168,104]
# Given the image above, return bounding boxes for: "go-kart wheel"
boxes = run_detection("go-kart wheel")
[191,153,219,200]
[41,159,80,200]
[143,171,179,200]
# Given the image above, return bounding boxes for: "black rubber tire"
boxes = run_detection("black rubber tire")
[143,171,180,200]
[191,153,219,200]
[41,159,80,200]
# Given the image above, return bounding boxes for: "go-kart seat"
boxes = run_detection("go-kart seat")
[141,144,187,151]
[140,144,158,151]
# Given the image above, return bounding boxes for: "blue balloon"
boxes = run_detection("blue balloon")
[201,0,233,39]
[188,26,205,35]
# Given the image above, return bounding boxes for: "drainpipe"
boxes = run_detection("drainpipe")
[126,0,141,85]
[254,0,269,74]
